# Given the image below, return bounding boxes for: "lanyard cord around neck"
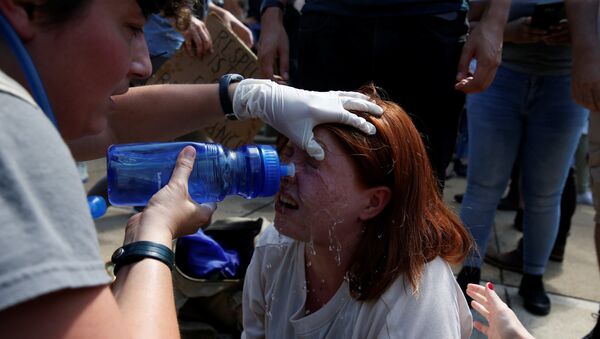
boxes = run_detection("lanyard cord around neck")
[0,12,58,128]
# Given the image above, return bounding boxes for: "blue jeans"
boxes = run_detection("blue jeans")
[461,66,588,275]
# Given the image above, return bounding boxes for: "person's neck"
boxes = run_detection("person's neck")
[303,239,357,314]
[0,40,32,91]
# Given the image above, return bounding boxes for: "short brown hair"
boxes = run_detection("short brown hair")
[17,0,195,29]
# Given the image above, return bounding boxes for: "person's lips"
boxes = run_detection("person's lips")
[276,191,299,211]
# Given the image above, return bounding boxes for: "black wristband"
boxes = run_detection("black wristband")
[218,73,244,120]
[111,241,174,275]
[260,0,285,16]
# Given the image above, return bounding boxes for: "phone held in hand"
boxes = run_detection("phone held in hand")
[530,1,566,30]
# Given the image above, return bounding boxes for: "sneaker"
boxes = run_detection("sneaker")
[519,273,551,316]
[486,238,565,268]
[578,191,594,206]
[484,248,523,274]
[456,266,481,307]
[583,309,600,339]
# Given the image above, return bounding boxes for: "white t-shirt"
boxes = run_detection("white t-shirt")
[0,70,111,311]
[242,224,472,339]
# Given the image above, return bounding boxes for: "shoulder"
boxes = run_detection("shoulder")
[378,258,472,338]
[0,70,39,109]
[0,73,110,311]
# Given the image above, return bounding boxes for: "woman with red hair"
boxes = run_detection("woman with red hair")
[242,86,474,338]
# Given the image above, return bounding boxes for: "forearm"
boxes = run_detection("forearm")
[479,0,511,29]
[69,84,223,160]
[566,0,600,53]
[110,223,179,339]
[111,262,179,339]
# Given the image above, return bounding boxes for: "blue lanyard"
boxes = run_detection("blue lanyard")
[0,12,58,128]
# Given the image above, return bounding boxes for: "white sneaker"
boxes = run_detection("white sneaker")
[577,191,594,206]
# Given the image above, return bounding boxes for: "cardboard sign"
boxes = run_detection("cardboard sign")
[146,13,263,148]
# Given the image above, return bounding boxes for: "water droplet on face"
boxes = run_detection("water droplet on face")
[308,240,317,256]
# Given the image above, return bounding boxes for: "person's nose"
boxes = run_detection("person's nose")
[129,35,152,80]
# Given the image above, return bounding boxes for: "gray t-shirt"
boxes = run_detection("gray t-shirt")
[502,0,572,75]
[0,70,111,311]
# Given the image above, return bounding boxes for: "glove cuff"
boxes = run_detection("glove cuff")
[232,78,277,120]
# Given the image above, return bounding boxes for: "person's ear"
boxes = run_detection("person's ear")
[0,0,36,41]
[359,186,391,221]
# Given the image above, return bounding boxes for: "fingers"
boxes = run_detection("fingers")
[337,109,377,135]
[341,98,384,116]
[466,283,486,301]
[258,44,276,79]
[232,22,254,48]
[170,146,196,184]
[470,299,491,319]
[191,30,205,57]
[183,18,213,59]
[198,23,213,55]
[456,41,474,82]
[456,64,497,93]
[467,282,485,293]
[278,45,290,81]
[330,91,369,100]
[574,83,596,111]
[473,321,489,336]
[306,138,325,161]
[483,282,505,308]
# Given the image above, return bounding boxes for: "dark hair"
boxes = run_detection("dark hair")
[282,85,473,300]
[18,0,195,29]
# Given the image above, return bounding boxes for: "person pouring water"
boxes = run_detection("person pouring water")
[0,0,382,338]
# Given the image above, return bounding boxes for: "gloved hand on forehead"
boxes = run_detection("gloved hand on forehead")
[233,79,383,160]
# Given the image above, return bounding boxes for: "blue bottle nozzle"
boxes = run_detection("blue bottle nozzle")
[280,163,295,177]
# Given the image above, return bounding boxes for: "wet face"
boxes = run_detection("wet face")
[25,0,152,139]
[274,128,371,251]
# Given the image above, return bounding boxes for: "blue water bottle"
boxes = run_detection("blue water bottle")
[107,142,295,206]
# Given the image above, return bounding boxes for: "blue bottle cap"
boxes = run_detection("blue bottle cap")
[257,145,282,197]
[88,195,107,220]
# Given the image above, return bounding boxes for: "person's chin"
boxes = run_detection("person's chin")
[86,117,108,136]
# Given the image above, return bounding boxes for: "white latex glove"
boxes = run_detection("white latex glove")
[233,79,384,160]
